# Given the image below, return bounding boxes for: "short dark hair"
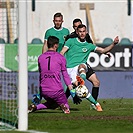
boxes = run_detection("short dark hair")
[47,36,59,48]
[54,12,63,19]
[73,18,82,25]
[77,24,86,30]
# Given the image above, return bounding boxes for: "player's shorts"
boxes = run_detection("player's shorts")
[86,63,95,79]
[67,63,87,83]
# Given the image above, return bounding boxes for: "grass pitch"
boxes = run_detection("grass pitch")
[28,98,133,133]
[0,99,133,133]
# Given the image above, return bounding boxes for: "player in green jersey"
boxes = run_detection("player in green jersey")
[64,18,104,108]
[60,24,119,110]
[65,18,99,107]
[42,12,69,53]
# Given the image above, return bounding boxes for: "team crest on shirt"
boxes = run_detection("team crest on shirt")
[82,48,87,52]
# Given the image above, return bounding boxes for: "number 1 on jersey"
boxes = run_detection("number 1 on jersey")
[46,56,51,70]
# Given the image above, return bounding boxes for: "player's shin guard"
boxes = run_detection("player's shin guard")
[86,93,97,105]
[80,72,86,81]
[92,87,99,101]
[79,68,86,81]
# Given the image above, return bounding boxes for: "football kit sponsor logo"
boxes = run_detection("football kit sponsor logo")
[87,48,131,68]
[44,74,55,78]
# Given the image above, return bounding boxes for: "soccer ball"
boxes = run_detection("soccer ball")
[75,85,89,98]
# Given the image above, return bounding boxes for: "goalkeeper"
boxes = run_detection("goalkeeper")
[28,36,77,114]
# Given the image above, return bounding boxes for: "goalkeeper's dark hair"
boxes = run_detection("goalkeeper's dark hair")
[47,36,59,48]
[73,18,82,25]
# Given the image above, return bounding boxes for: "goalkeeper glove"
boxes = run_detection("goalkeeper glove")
[71,83,82,104]
[70,89,82,104]
[70,89,76,98]
[32,93,41,105]
[73,95,82,105]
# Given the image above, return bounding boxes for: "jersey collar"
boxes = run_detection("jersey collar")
[53,27,63,31]
[76,38,86,43]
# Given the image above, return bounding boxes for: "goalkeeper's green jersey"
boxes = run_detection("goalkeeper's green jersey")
[64,38,97,68]
[44,27,69,52]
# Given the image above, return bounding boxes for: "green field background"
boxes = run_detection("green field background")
[0,99,133,133]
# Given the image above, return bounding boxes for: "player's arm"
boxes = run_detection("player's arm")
[60,46,69,55]
[42,40,48,53]
[95,36,119,54]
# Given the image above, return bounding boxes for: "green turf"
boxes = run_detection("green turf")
[0,99,133,133]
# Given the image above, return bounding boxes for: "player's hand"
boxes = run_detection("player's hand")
[105,52,111,58]
[70,89,82,104]
[73,95,82,105]
[76,76,85,85]
[32,93,41,105]
[113,36,119,45]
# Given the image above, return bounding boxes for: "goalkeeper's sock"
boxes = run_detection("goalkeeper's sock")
[92,87,99,101]
[80,73,86,81]
[86,93,98,105]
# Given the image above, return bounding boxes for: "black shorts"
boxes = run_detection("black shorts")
[86,63,95,79]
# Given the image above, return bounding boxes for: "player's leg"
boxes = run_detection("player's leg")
[77,64,102,111]
[77,64,100,109]
[28,91,57,113]
[33,90,70,114]
[65,67,77,99]
[55,89,70,114]
[86,64,100,101]
[78,63,87,81]
[65,66,82,105]
[88,73,100,101]
[86,92,102,112]
[86,64,100,110]
[88,73,100,100]
[28,101,49,113]
[28,91,45,113]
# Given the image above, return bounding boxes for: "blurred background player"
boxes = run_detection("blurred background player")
[42,12,70,53]
[28,36,76,114]
[65,18,93,43]
[60,24,119,110]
